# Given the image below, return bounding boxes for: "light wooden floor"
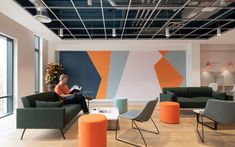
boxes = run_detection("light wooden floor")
[0,105,235,147]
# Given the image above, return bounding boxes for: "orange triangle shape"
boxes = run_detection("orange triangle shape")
[159,50,169,56]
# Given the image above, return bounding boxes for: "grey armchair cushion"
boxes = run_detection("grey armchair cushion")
[203,99,235,124]
[36,100,63,108]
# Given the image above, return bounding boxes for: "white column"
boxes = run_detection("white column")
[186,43,201,87]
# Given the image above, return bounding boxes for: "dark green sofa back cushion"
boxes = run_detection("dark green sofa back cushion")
[162,87,213,98]
[162,87,188,97]
[188,87,213,97]
[36,100,63,108]
[21,92,59,108]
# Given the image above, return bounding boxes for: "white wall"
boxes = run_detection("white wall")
[41,39,48,92]
[0,12,48,108]
[201,44,235,72]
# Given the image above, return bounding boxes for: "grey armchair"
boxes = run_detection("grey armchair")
[196,99,235,142]
[115,98,160,147]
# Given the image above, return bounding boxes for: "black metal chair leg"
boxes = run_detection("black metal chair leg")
[116,117,142,147]
[133,121,147,147]
[60,129,65,139]
[150,118,160,134]
[132,118,160,134]
[20,129,26,140]
[196,115,205,143]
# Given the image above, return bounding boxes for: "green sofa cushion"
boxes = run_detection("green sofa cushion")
[188,87,212,97]
[177,97,213,108]
[212,92,227,100]
[63,104,82,124]
[36,100,63,108]
[22,92,59,108]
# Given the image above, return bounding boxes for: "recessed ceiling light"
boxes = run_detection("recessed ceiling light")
[220,0,225,6]
[34,10,52,23]
[88,0,92,6]
[201,7,217,12]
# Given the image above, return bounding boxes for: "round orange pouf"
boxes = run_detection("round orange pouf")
[160,102,180,124]
[78,114,107,147]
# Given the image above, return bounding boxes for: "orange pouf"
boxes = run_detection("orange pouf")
[78,114,107,147]
[160,102,180,124]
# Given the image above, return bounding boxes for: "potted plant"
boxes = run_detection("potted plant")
[45,63,64,91]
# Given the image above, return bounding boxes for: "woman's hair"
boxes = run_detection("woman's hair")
[59,74,68,81]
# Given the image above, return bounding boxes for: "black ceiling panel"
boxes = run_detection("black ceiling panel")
[14,0,235,40]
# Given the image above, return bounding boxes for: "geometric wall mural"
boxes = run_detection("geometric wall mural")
[155,50,186,88]
[59,50,186,100]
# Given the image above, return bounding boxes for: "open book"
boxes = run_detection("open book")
[70,84,82,94]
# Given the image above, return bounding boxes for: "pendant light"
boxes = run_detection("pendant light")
[166,27,170,37]
[59,28,63,37]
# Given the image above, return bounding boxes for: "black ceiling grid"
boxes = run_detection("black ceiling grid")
[14,0,235,40]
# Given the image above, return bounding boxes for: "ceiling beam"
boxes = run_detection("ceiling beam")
[135,0,162,39]
[49,27,234,30]
[100,0,107,39]
[22,6,235,10]
[196,20,235,39]
[70,0,92,39]
[39,0,76,39]
[49,18,235,22]
[121,0,132,39]
[168,0,219,38]
[61,33,213,37]
[151,0,191,39]
[182,8,234,38]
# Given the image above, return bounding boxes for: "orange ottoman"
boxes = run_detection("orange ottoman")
[78,114,107,147]
[160,102,180,124]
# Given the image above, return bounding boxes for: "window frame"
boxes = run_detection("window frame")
[34,35,40,94]
[0,34,14,119]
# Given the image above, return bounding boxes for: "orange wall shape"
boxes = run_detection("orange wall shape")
[154,57,183,88]
[88,51,111,99]
[159,50,169,56]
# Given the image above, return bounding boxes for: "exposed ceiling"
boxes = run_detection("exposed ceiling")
[14,0,235,40]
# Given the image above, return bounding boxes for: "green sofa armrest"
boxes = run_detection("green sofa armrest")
[227,95,234,101]
[17,108,65,129]
[160,93,177,102]
[212,91,229,100]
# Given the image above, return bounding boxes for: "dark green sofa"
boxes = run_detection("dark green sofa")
[17,92,82,139]
[160,87,233,108]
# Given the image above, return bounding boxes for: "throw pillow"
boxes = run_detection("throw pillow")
[166,91,177,101]
[212,91,227,100]
[36,100,63,108]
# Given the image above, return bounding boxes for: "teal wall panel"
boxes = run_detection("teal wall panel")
[106,51,129,99]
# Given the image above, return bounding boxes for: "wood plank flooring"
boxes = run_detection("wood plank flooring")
[0,105,235,147]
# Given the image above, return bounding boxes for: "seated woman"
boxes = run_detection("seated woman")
[54,74,92,114]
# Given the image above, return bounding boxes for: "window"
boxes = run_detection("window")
[35,35,40,93]
[0,34,13,118]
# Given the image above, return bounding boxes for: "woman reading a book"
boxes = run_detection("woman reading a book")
[54,74,92,114]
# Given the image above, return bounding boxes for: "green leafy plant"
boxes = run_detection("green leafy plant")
[45,63,64,87]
